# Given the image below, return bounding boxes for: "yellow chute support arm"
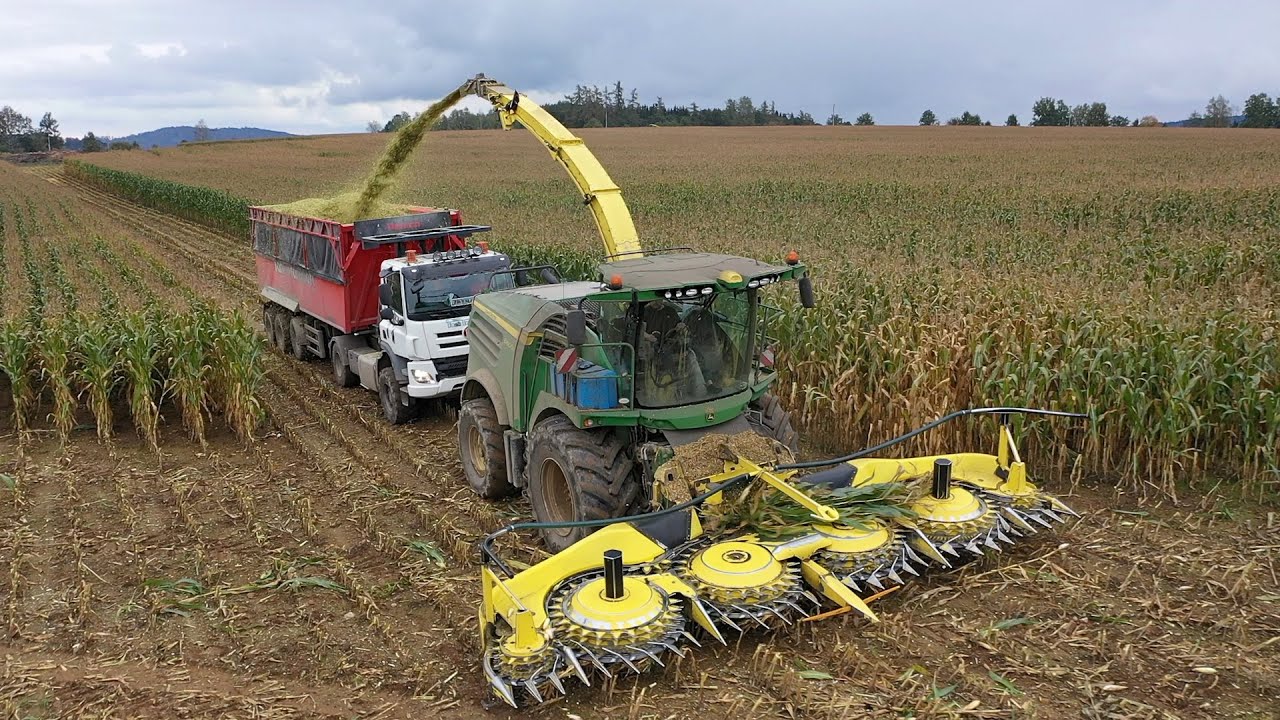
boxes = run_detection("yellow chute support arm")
[464,74,643,259]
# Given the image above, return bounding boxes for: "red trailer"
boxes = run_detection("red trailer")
[251,205,468,335]
[252,205,508,423]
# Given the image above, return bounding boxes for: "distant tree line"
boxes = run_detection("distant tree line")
[371,82,819,132]
[0,106,64,152]
[0,105,146,154]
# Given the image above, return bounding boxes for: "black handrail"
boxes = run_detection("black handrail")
[774,407,1088,471]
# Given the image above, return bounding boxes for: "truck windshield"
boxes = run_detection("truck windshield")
[597,291,755,408]
[405,272,499,320]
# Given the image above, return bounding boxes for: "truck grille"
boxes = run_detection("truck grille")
[434,354,469,378]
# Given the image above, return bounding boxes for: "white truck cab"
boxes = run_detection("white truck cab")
[337,245,511,424]
[378,247,510,397]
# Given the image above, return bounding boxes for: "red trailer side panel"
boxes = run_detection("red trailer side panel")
[250,206,465,334]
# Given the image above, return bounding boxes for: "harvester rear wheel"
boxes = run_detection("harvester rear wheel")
[526,416,639,552]
[460,398,515,499]
[748,392,799,454]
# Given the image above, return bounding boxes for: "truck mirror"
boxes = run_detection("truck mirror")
[540,266,561,284]
[565,309,587,346]
[799,275,815,308]
[378,283,394,307]
[379,306,396,322]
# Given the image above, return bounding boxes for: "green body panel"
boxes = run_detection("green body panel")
[464,253,805,438]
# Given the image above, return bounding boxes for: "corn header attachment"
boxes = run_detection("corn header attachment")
[478,408,1085,707]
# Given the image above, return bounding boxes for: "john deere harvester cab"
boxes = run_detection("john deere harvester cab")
[460,249,815,550]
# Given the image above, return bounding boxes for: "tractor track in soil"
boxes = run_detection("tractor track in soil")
[8,168,1275,719]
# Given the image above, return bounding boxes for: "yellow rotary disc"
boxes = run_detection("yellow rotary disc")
[564,577,666,632]
[910,486,986,524]
[812,522,893,554]
[687,541,784,590]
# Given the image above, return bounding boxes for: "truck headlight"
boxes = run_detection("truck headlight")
[411,369,434,384]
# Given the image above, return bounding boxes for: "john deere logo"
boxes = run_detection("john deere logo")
[705,407,715,422]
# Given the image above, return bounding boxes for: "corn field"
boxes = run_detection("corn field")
[0,167,264,447]
[77,127,1280,497]
[3,133,1277,719]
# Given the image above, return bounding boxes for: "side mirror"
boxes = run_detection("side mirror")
[379,306,396,322]
[799,275,815,308]
[565,309,587,346]
[540,266,561,284]
[378,283,394,307]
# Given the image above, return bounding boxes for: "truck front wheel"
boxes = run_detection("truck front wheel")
[331,346,357,387]
[526,416,639,552]
[377,367,414,425]
[459,399,515,499]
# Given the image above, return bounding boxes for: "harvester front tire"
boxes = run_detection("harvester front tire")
[378,367,414,425]
[526,415,639,553]
[459,398,515,499]
[749,392,799,454]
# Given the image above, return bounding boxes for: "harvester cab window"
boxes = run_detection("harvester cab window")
[618,291,754,408]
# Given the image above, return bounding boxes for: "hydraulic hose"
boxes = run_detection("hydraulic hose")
[775,406,1088,471]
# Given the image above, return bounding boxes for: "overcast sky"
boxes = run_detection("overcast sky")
[2,1,1277,137]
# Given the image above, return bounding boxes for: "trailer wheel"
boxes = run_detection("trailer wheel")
[331,346,357,387]
[262,306,278,347]
[271,311,290,355]
[526,415,639,552]
[459,398,515,499]
[748,392,799,454]
[377,367,414,425]
[289,316,310,360]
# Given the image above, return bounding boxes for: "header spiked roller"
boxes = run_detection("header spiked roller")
[477,408,1084,707]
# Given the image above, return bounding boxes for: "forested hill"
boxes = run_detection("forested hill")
[115,126,294,148]
[387,83,818,131]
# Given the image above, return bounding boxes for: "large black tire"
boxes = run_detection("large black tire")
[262,306,278,347]
[289,316,310,360]
[271,311,290,355]
[331,345,358,387]
[526,415,640,552]
[377,366,414,425]
[459,398,515,499]
[748,392,799,454]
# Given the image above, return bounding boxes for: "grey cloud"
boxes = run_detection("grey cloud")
[1,0,1278,136]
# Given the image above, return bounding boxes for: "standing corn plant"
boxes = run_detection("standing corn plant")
[212,311,264,442]
[121,313,161,451]
[168,311,212,447]
[0,319,35,439]
[39,318,77,444]
[76,317,120,441]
